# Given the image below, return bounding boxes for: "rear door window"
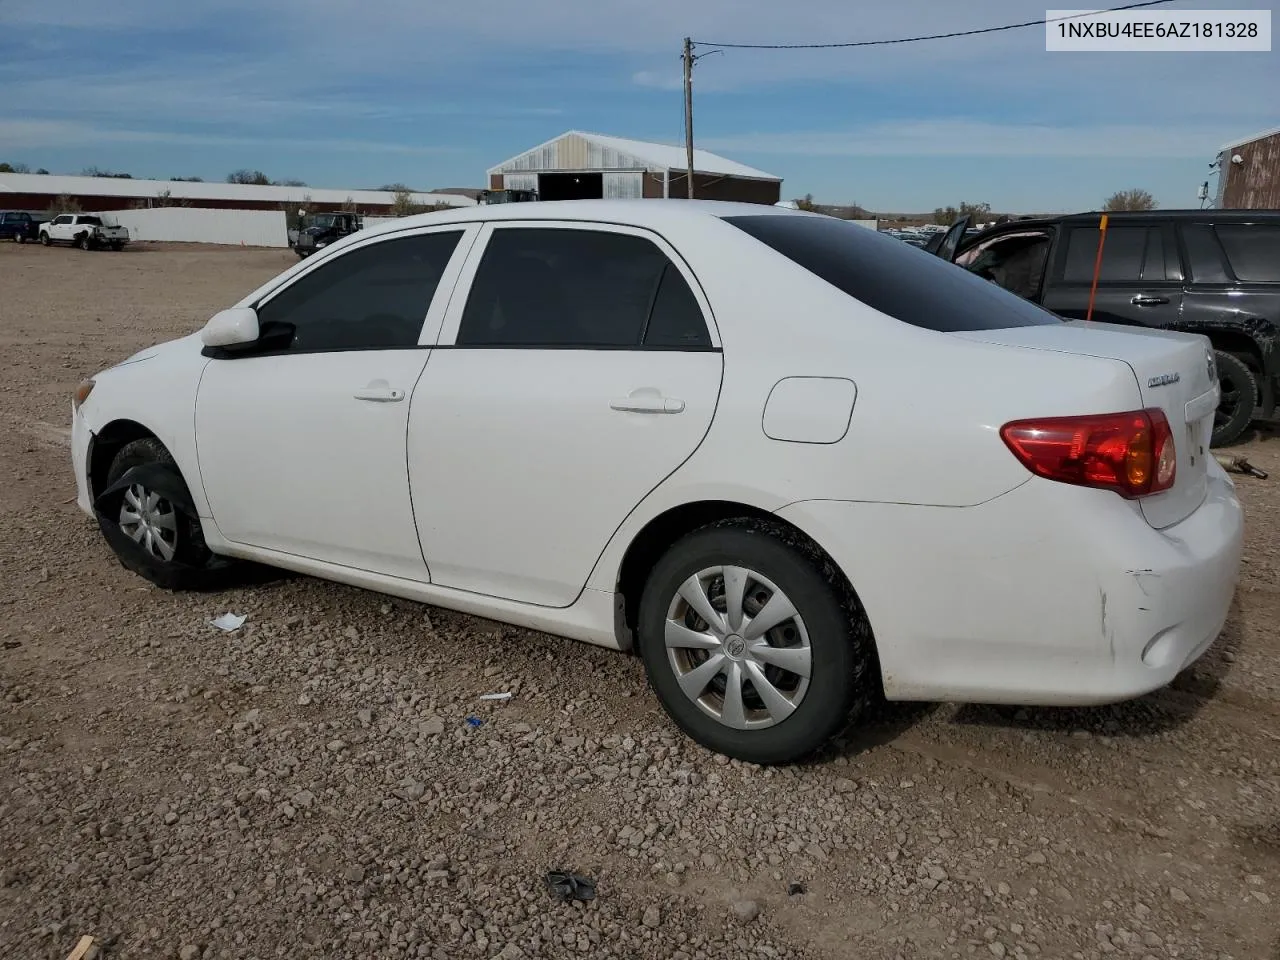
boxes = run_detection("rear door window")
[723,214,1060,332]
[457,227,713,348]
[1214,224,1280,282]
[1180,224,1231,282]
[1061,225,1166,282]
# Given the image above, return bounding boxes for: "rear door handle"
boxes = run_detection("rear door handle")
[1130,295,1170,306]
[354,384,405,403]
[610,394,685,415]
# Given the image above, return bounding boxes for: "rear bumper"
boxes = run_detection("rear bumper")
[776,463,1244,706]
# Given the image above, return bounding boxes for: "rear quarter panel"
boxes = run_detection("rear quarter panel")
[587,217,1143,592]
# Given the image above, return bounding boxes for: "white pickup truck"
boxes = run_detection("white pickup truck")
[39,214,130,251]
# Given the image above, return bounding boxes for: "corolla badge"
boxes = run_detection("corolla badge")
[1147,372,1181,388]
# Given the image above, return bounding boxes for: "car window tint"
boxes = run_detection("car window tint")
[257,231,462,352]
[643,264,712,348]
[457,228,675,347]
[1062,226,1149,282]
[1214,224,1280,282]
[82,216,103,226]
[1142,229,1167,281]
[1181,224,1230,282]
[723,214,1060,332]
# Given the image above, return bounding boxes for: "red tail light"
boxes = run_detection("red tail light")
[1000,409,1176,498]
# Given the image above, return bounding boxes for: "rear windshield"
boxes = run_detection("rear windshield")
[723,214,1062,332]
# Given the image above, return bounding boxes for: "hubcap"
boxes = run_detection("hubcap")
[664,566,812,731]
[118,483,178,562]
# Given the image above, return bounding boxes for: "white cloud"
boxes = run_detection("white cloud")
[701,119,1243,159]
[0,119,465,155]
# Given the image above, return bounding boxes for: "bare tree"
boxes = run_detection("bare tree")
[1103,188,1156,211]
[226,169,272,185]
[0,162,31,173]
[81,166,133,178]
[390,188,422,217]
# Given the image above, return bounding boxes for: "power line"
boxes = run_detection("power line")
[692,0,1175,50]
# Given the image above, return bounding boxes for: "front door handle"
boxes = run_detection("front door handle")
[610,393,685,415]
[354,384,405,403]
[1130,295,1170,306]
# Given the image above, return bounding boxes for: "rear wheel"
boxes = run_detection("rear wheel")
[637,519,873,764]
[78,233,93,251]
[1211,350,1257,447]
[40,232,50,246]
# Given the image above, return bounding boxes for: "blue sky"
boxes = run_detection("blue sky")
[0,0,1274,212]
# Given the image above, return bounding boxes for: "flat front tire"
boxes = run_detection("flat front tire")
[637,519,874,764]
[103,438,222,590]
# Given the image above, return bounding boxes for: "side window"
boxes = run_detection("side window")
[1214,224,1280,282]
[1062,226,1162,283]
[53,215,70,225]
[642,264,712,348]
[256,231,462,353]
[1181,224,1230,282]
[457,227,709,348]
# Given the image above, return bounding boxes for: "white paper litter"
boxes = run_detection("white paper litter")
[479,692,513,701]
[210,613,247,632]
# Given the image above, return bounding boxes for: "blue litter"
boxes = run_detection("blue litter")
[465,716,484,728]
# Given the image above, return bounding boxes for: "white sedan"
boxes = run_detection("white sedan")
[70,200,1244,764]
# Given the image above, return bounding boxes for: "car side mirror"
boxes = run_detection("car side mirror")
[200,307,260,348]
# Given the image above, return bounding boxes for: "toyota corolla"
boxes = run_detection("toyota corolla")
[70,200,1244,764]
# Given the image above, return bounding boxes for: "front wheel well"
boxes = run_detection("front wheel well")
[88,420,161,500]
[615,500,877,667]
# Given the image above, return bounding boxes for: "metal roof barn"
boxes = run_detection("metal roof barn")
[0,173,477,215]
[487,130,782,205]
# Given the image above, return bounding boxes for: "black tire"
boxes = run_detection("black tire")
[78,233,92,251]
[110,242,123,251]
[637,518,874,764]
[1210,350,1257,448]
[14,233,24,244]
[40,232,50,246]
[104,437,221,590]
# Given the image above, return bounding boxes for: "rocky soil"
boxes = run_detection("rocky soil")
[1,242,1278,959]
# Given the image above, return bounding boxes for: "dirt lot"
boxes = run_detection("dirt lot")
[1,242,1278,960]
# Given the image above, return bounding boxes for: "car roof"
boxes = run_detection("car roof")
[358,198,803,240]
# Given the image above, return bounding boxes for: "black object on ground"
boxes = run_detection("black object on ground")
[545,870,596,902]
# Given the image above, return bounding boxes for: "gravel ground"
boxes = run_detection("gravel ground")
[1,242,1279,960]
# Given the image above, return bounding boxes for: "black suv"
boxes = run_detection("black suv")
[934,210,1280,446]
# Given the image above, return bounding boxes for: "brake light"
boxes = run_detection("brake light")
[1000,409,1176,498]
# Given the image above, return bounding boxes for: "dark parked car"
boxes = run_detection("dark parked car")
[292,211,362,258]
[0,210,40,243]
[933,210,1280,446]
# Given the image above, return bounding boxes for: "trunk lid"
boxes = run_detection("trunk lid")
[952,320,1218,528]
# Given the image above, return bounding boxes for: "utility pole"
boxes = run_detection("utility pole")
[683,36,695,199]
